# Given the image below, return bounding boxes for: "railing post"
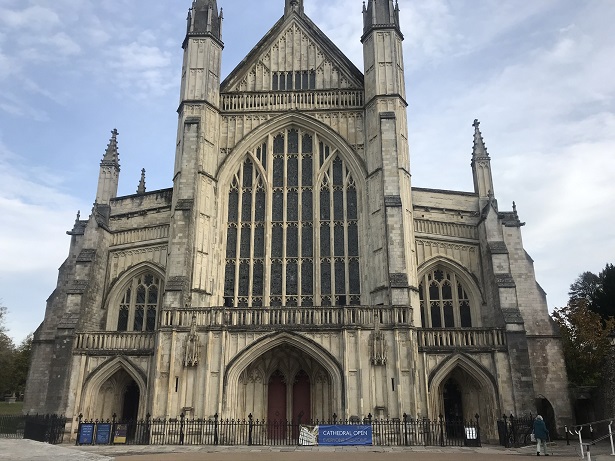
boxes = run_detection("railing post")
[565,425,569,445]
[179,413,185,445]
[475,413,481,447]
[510,413,517,448]
[439,414,444,447]
[214,413,219,445]
[609,421,615,455]
[75,413,83,446]
[248,413,253,446]
[403,413,408,447]
[502,414,508,448]
[332,413,337,425]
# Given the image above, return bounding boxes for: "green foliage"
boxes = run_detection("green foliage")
[569,263,615,320]
[0,302,32,397]
[553,299,615,386]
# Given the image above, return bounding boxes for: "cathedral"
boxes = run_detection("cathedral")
[25,0,572,442]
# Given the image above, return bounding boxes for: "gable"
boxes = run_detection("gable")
[221,15,364,93]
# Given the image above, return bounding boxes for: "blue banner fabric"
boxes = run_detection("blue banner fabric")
[318,425,373,446]
[78,423,95,445]
[95,423,112,444]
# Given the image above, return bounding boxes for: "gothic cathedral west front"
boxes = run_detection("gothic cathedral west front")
[25,0,572,442]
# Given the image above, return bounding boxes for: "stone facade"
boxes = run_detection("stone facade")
[25,0,573,442]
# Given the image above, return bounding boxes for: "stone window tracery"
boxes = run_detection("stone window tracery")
[419,268,472,328]
[116,273,161,332]
[224,128,361,307]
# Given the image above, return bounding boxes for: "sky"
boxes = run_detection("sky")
[0,0,614,343]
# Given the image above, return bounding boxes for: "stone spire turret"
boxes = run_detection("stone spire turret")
[285,0,304,17]
[471,119,495,199]
[363,0,401,38]
[137,168,146,195]
[186,0,223,43]
[95,129,120,205]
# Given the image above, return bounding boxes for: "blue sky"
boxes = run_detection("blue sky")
[1,0,614,343]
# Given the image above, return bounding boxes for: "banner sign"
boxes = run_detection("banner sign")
[77,423,95,445]
[95,423,112,445]
[318,425,373,446]
[299,425,319,446]
[113,424,128,444]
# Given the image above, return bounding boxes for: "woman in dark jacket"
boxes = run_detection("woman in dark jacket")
[533,415,549,456]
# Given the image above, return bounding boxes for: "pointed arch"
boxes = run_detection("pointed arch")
[417,257,483,328]
[79,356,148,420]
[427,353,500,439]
[218,113,365,308]
[104,263,165,331]
[223,331,344,418]
[217,112,367,187]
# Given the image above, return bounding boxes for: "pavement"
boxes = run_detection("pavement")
[1,438,614,461]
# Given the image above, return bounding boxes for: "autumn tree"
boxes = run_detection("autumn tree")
[552,299,615,386]
[569,263,615,320]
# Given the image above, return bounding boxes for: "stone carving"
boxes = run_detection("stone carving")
[184,315,200,367]
[370,316,387,366]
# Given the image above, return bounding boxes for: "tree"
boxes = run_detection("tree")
[552,299,615,386]
[0,302,15,395]
[569,263,615,321]
[11,334,32,398]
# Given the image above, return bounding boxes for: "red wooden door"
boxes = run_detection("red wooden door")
[268,371,287,439]
[293,370,311,425]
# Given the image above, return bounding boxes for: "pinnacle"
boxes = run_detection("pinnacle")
[472,119,489,159]
[101,129,120,168]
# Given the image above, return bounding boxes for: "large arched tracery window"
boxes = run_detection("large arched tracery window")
[224,127,361,307]
[116,272,162,332]
[419,267,473,328]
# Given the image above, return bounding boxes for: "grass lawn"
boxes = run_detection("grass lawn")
[0,402,24,416]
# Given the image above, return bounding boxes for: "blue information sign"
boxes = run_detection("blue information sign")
[95,423,112,445]
[78,423,95,445]
[318,425,373,446]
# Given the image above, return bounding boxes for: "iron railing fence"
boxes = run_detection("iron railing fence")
[497,413,535,448]
[0,414,66,444]
[76,413,481,447]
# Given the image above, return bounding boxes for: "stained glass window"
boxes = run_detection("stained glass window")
[419,268,474,328]
[224,130,361,307]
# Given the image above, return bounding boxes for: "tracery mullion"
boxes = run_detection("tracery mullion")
[297,131,304,306]
[328,161,335,305]
[248,159,257,307]
[128,279,137,332]
[452,273,460,327]
[264,135,274,306]
[282,135,288,305]
[234,168,244,307]
[425,273,432,327]
[343,169,350,304]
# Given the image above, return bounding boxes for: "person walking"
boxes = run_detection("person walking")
[533,415,549,456]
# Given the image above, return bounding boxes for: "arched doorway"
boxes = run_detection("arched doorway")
[267,370,287,439]
[535,396,555,437]
[122,381,140,421]
[93,369,142,421]
[429,355,499,441]
[234,342,334,422]
[443,378,464,438]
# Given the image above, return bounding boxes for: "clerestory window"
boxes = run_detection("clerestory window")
[116,273,161,332]
[224,128,360,308]
[272,71,316,91]
[419,268,472,328]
